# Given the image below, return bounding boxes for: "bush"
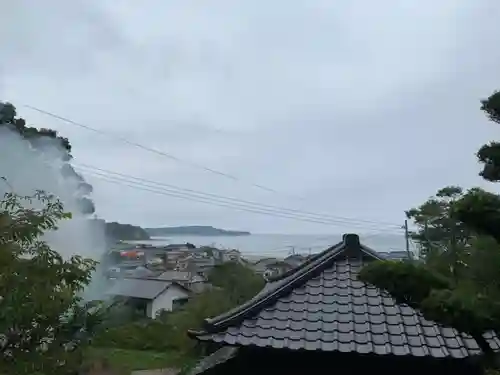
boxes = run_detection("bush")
[92,319,177,351]
[93,262,266,355]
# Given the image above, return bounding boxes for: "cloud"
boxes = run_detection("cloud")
[1,0,500,234]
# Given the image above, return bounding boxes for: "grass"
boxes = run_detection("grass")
[84,347,192,373]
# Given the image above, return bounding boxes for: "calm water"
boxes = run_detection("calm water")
[126,233,407,259]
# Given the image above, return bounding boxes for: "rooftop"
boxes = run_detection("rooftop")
[106,278,173,300]
[190,234,500,359]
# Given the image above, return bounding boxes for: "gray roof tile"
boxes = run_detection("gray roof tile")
[191,233,495,359]
[106,278,172,300]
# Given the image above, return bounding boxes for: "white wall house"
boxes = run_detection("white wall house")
[106,278,190,319]
[146,283,190,318]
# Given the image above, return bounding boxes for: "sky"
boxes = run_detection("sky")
[1,0,500,235]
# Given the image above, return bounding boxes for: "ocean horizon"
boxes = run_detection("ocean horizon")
[126,232,408,259]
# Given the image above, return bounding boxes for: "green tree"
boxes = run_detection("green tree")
[93,262,265,355]
[405,186,473,279]
[452,91,500,240]
[0,102,71,154]
[0,189,100,374]
[207,261,265,304]
[0,102,95,215]
[359,90,500,363]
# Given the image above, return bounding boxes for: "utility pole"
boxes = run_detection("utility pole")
[404,219,412,260]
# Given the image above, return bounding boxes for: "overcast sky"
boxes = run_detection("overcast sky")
[1,0,500,235]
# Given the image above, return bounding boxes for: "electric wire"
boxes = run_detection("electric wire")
[24,104,303,198]
[75,166,405,233]
[73,162,403,230]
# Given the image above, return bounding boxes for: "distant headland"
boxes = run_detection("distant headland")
[145,225,251,237]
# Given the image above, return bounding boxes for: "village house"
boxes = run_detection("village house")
[154,270,206,287]
[252,257,293,278]
[163,243,196,252]
[221,249,241,262]
[106,278,190,319]
[283,253,308,268]
[187,234,499,375]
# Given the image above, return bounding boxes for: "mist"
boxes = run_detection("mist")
[0,124,108,301]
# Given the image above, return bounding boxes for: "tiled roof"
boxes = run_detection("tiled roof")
[155,271,191,282]
[106,278,173,300]
[190,233,499,359]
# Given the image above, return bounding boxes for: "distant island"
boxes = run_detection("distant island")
[145,226,251,237]
[105,221,151,241]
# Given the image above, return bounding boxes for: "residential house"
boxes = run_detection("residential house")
[187,234,499,375]
[163,243,196,251]
[283,253,307,268]
[176,255,216,277]
[252,257,292,278]
[189,257,216,277]
[154,270,206,286]
[198,246,224,264]
[221,249,241,262]
[106,278,190,318]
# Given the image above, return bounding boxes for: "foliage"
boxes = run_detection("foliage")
[0,102,95,215]
[0,190,99,374]
[83,347,190,373]
[406,187,471,254]
[453,90,500,237]
[105,221,150,241]
[476,91,500,181]
[359,261,451,305]
[359,260,500,354]
[359,89,500,363]
[452,188,500,243]
[93,262,265,355]
[405,186,475,281]
[207,262,265,304]
[0,102,71,154]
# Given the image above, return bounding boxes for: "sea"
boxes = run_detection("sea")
[125,233,407,261]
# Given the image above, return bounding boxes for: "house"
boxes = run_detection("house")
[221,249,241,262]
[187,234,499,375]
[163,243,196,251]
[106,278,190,318]
[283,253,307,268]
[155,270,193,283]
[154,270,206,286]
[176,256,216,277]
[252,257,292,278]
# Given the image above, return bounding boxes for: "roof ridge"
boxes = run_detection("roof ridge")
[196,233,381,334]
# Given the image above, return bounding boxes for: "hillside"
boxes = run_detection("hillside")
[105,222,151,241]
[145,225,250,237]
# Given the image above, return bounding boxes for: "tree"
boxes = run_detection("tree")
[0,102,71,154]
[207,262,265,304]
[0,101,95,215]
[92,262,265,355]
[359,90,500,363]
[405,186,473,279]
[0,189,100,374]
[452,91,500,240]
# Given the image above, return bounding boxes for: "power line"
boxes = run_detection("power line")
[23,104,302,198]
[74,162,403,230]
[75,166,404,233]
